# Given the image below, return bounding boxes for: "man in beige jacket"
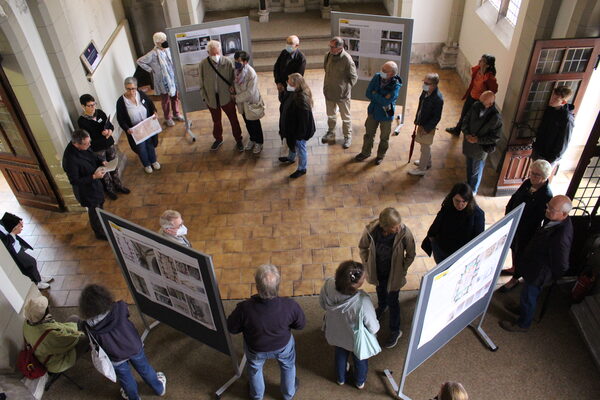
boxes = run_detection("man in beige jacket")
[199,40,243,151]
[321,37,358,149]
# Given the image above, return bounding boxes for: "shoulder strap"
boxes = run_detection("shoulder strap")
[207,58,232,86]
[31,329,54,352]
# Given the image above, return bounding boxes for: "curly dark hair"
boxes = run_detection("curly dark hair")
[79,284,115,320]
[442,183,477,214]
[335,260,365,295]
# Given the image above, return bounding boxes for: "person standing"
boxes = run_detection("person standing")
[233,51,264,154]
[116,77,161,174]
[77,94,130,200]
[278,73,316,179]
[446,54,497,135]
[227,264,305,400]
[273,35,306,101]
[354,61,402,165]
[358,207,415,348]
[199,40,243,152]
[319,260,379,389]
[408,72,444,176]
[158,209,191,247]
[62,129,107,240]
[500,195,573,332]
[0,212,53,289]
[532,85,575,165]
[461,90,502,194]
[137,32,183,127]
[321,37,358,149]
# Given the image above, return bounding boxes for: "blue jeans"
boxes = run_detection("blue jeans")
[375,277,401,333]
[517,282,542,329]
[246,336,296,400]
[287,140,307,171]
[137,139,157,167]
[113,348,163,400]
[465,156,486,194]
[334,347,368,386]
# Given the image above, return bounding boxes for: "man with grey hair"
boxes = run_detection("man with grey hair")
[355,61,402,165]
[62,129,108,240]
[321,36,358,148]
[158,210,191,247]
[273,35,306,99]
[228,264,305,400]
[199,40,243,151]
[500,195,573,332]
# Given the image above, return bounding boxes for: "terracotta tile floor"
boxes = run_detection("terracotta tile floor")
[1,64,573,307]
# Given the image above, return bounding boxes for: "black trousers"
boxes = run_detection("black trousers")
[242,114,264,144]
[16,249,41,283]
[88,202,105,237]
[454,95,477,131]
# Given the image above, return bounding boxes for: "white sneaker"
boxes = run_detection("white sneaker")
[343,137,352,149]
[321,131,335,143]
[37,282,50,290]
[41,276,54,283]
[120,387,141,400]
[152,162,161,170]
[244,140,255,151]
[413,160,431,169]
[165,119,175,127]
[173,115,185,122]
[144,166,153,174]
[252,143,263,154]
[157,372,167,396]
[408,168,427,176]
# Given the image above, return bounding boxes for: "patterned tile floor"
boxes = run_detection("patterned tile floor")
[1,64,573,307]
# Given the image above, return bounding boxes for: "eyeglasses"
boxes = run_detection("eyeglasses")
[125,87,138,91]
[85,103,96,108]
[530,171,544,178]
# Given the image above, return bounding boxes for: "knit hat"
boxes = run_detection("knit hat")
[23,296,49,323]
[1,212,21,232]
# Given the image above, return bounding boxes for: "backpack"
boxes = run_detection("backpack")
[17,329,53,379]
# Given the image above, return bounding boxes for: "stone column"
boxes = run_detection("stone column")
[321,0,332,19]
[258,0,269,23]
[284,0,305,13]
[437,0,465,69]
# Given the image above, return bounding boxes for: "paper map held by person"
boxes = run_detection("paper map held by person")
[131,116,162,145]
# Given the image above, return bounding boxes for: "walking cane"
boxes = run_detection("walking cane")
[407,124,417,163]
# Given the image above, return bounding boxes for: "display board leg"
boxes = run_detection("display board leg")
[383,369,412,400]
[184,118,196,142]
[140,320,160,343]
[470,324,498,351]
[215,354,246,399]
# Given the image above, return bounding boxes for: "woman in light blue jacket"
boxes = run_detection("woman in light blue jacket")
[319,260,380,390]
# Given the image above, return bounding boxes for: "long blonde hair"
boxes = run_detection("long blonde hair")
[439,382,468,400]
[288,73,313,108]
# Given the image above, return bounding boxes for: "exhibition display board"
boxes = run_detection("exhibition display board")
[166,17,252,140]
[97,209,244,398]
[330,12,413,124]
[384,204,524,400]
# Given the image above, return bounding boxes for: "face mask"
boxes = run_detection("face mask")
[286,84,295,92]
[234,62,243,70]
[422,84,430,92]
[378,71,387,79]
[285,45,294,53]
[176,224,188,237]
[161,41,169,49]
[210,55,221,63]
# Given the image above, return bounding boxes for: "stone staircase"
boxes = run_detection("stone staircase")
[251,35,331,72]
[570,292,600,372]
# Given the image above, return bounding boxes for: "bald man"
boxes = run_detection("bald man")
[500,195,573,332]
[273,35,306,99]
[355,61,402,165]
[461,90,502,194]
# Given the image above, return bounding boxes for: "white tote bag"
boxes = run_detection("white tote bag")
[87,329,117,382]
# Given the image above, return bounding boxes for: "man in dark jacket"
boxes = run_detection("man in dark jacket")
[273,35,306,100]
[408,72,444,176]
[500,195,573,332]
[532,86,575,165]
[227,264,306,400]
[62,129,107,240]
[461,90,502,194]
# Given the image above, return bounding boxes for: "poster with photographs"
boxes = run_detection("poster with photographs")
[417,224,511,348]
[109,221,216,331]
[338,18,405,80]
[174,24,242,92]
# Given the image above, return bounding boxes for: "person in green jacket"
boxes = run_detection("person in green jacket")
[22,295,84,373]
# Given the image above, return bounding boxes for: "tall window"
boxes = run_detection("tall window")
[487,0,522,26]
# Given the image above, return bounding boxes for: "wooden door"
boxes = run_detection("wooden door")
[495,38,600,196]
[0,59,64,211]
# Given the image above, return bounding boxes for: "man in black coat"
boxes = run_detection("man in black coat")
[62,129,107,240]
[500,195,573,332]
[0,212,53,289]
[532,86,575,165]
[273,35,306,101]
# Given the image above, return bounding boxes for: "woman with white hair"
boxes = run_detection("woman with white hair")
[137,31,183,127]
[500,159,553,292]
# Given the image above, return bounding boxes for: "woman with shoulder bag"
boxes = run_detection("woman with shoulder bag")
[233,51,264,154]
[320,260,380,390]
